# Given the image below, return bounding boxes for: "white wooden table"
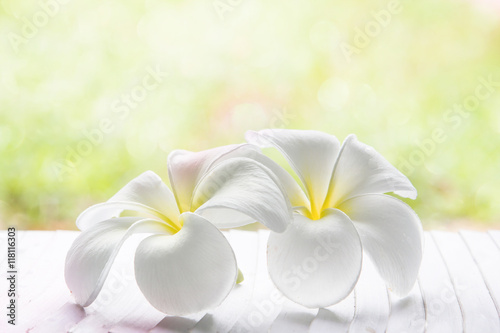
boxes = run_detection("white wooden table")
[1,230,500,333]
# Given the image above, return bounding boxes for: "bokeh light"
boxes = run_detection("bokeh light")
[0,0,499,229]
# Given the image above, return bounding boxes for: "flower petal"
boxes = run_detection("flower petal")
[246,152,310,211]
[76,171,180,230]
[65,217,171,307]
[167,144,260,213]
[267,209,362,308]
[246,129,340,218]
[337,194,423,296]
[324,135,417,209]
[192,157,292,232]
[193,207,256,229]
[134,212,238,315]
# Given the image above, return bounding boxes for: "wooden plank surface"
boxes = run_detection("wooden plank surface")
[230,230,283,333]
[308,292,355,333]
[2,230,500,333]
[347,256,390,333]
[17,231,78,333]
[460,231,500,316]
[432,231,500,333]
[417,233,463,333]
[385,281,425,333]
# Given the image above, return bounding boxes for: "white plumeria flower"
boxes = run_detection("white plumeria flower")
[246,129,423,308]
[65,144,292,316]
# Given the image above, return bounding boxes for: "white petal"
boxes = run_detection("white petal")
[338,194,423,296]
[76,171,180,231]
[194,207,256,229]
[167,144,260,213]
[65,217,171,307]
[134,212,238,315]
[324,135,417,208]
[76,201,179,232]
[246,129,340,218]
[192,157,292,232]
[247,152,310,211]
[267,209,362,308]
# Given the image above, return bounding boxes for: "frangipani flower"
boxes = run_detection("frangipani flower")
[246,129,423,308]
[65,144,292,315]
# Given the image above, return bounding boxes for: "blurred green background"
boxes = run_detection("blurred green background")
[0,0,499,230]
